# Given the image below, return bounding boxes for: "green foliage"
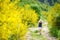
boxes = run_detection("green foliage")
[9,34,17,40]
[30,4,41,19]
[34,30,39,33]
[17,0,38,7]
[55,16,60,29]
[50,27,58,37]
[47,3,60,39]
[17,0,49,20]
[57,30,60,40]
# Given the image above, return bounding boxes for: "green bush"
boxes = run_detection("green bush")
[47,3,60,39]
[50,27,58,38]
[30,4,41,19]
[57,30,60,40]
[34,30,39,33]
[55,16,60,29]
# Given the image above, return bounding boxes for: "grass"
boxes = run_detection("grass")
[30,30,47,40]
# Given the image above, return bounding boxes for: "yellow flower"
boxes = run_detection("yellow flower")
[0,0,38,40]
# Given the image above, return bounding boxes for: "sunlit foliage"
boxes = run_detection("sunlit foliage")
[0,0,38,40]
[47,3,60,40]
[47,3,60,26]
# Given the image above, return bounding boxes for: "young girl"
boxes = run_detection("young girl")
[38,19,42,35]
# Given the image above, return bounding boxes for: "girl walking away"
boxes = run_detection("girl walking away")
[38,19,42,35]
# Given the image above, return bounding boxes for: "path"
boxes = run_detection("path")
[42,26,56,40]
[42,21,56,40]
[24,21,56,40]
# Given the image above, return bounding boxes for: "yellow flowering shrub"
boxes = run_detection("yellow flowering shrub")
[47,3,60,26]
[47,3,60,39]
[0,0,38,40]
